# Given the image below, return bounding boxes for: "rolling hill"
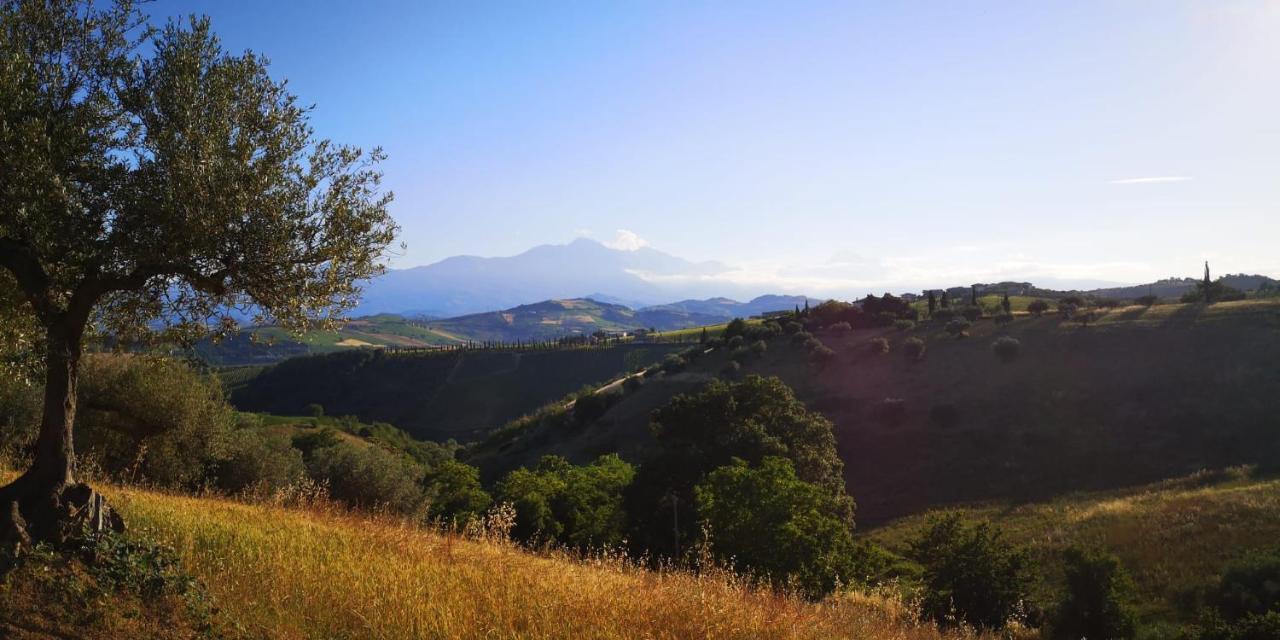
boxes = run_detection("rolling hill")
[197,296,812,365]
[227,343,687,442]
[471,299,1280,526]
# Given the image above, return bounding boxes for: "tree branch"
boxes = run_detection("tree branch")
[0,236,54,319]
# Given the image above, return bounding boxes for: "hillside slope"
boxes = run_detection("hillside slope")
[229,344,685,442]
[476,300,1280,525]
[98,484,975,640]
[868,467,1280,630]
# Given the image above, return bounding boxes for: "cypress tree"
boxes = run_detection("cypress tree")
[927,291,938,317]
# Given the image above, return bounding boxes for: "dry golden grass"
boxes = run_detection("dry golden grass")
[104,484,984,640]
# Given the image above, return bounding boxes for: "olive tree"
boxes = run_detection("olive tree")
[0,1,397,543]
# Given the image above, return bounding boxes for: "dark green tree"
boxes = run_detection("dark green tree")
[909,513,1031,630]
[1001,292,1012,316]
[423,458,491,527]
[696,457,859,598]
[496,454,635,549]
[927,290,938,317]
[1052,546,1137,640]
[0,0,397,541]
[941,291,951,309]
[971,284,978,306]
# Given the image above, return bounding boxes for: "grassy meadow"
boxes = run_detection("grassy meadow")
[104,483,989,640]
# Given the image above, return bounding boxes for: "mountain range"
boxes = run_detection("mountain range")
[355,238,735,317]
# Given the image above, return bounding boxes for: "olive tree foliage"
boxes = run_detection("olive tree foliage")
[0,0,398,541]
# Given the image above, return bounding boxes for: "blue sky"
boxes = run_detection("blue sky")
[152,1,1279,295]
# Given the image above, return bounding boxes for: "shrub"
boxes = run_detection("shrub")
[991,336,1021,363]
[696,457,859,599]
[909,513,1032,630]
[305,403,325,418]
[730,346,753,363]
[720,360,742,379]
[993,313,1013,326]
[1027,300,1050,316]
[790,331,814,346]
[291,427,341,456]
[214,426,307,495]
[872,311,898,327]
[902,337,926,362]
[893,319,915,331]
[945,318,971,338]
[727,335,746,348]
[76,355,236,489]
[306,443,427,515]
[868,337,890,355]
[1135,294,1158,307]
[750,339,768,355]
[783,321,803,335]
[1213,548,1280,622]
[723,318,748,340]
[423,458,492,527]
[808,344,836,367]
[961,307,982,322]
[826,321,852,334]
[931,308,955,322]
[929,403,960,429]
[1051,546,1137,640]
[574,390,617,426]
[496,454,635,549]
[661,354,687,374]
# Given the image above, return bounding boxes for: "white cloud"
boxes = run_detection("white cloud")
[1109,176,1192,185]
[603,229,650,251]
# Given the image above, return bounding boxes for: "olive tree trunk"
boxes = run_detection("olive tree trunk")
[0,320,121,552]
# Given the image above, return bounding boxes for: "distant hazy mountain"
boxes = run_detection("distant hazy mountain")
[641,294,821,319]
[355,238,730,317]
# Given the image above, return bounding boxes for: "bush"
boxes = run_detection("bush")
[496,454,635,549]
[306,443,427,515]
[720,360,742,379]
[661,354,687,374]
[901,337,926,362]
[424,458,492,527]
[945,318,971,338]
[893,319,915,331]
[750,339,768,355]
[727,335,745,348]
[1027,300,1050,316]
[826,321,852,334]
[790,331,813,346]
[868,337,890,355]
[214,427,306,495]
[723,318,748,340]
[305,403,324,418]
[730,346,753,363]
[931,308,955,322]
[808,344,835,367]
[991,336,1021,363]
[291,427,341,456]
[76,355,236,489]
[696,457,859,599]
[1051,546,1136,640]
[1135,294,1158,307]
[993,313,1013,326]
[909,513,1032,630]
[783,321,803,335]
[961,307,982,322]
[1213,548,1280,622]
[574,390,617,426]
